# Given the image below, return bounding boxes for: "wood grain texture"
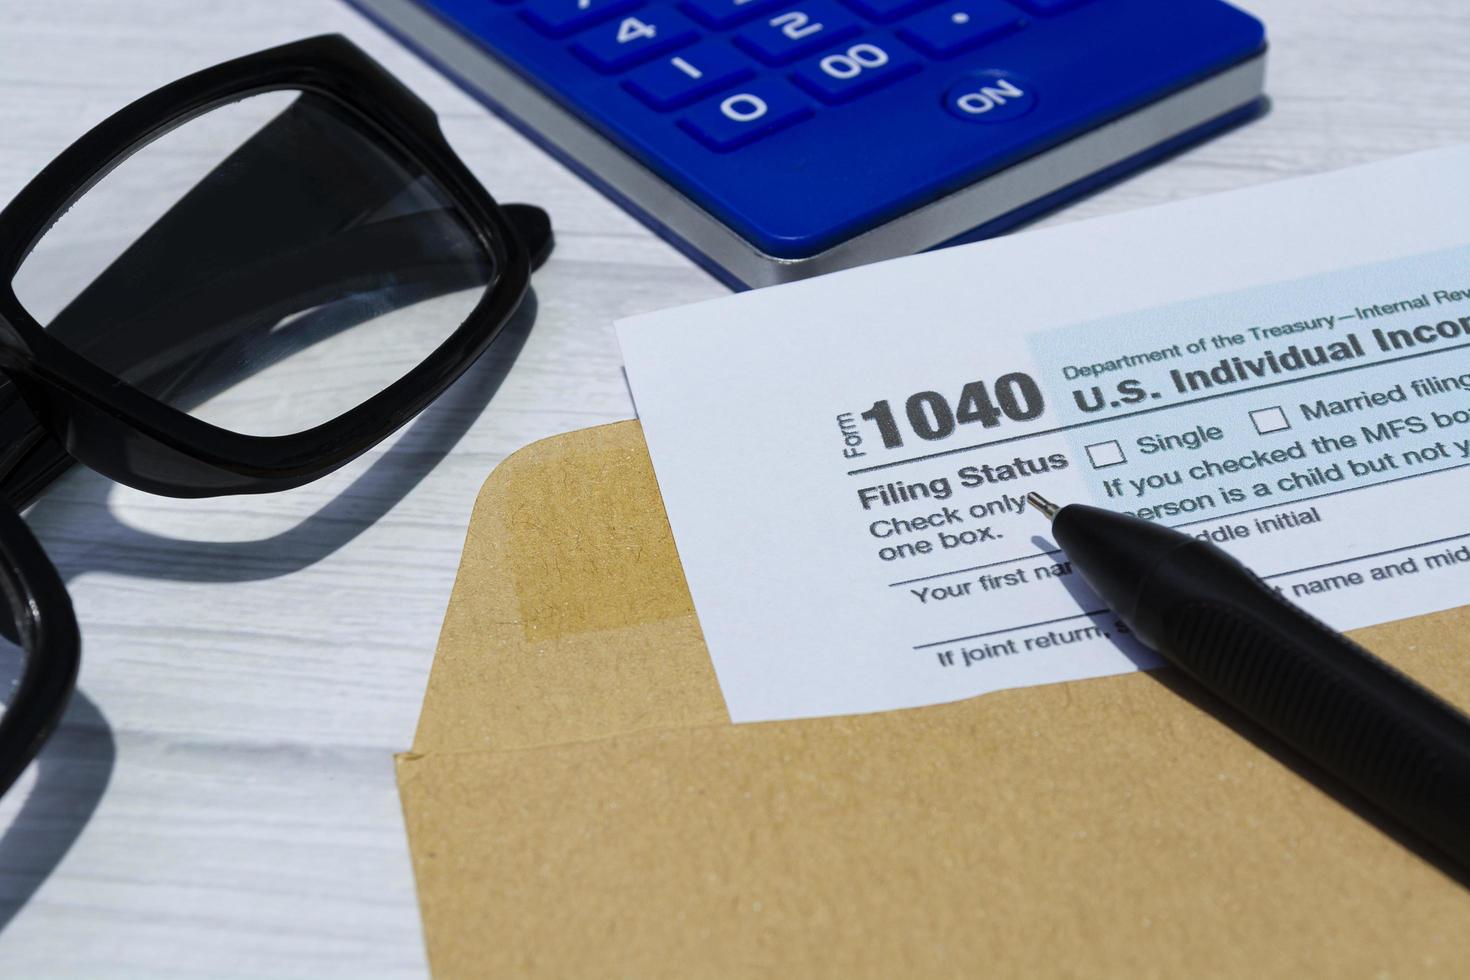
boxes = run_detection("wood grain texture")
[0,0,1466,975]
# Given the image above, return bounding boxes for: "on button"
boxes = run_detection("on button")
[944,70,1038,122]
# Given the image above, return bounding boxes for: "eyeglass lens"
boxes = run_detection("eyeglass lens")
[11,89,496,437]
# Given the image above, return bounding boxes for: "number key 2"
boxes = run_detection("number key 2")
[572,10,700,72]
[792,38,917,104]
[734,0,862,65]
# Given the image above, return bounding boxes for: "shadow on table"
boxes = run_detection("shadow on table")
[29,291,537,583]
[0,291,537,937]
[0,690,113,933]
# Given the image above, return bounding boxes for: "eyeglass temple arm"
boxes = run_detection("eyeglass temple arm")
[0,498,80,798]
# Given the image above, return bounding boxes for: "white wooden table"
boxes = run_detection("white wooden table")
[0,0,1466,975]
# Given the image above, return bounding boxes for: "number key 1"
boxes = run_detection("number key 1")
[624,41,755,110]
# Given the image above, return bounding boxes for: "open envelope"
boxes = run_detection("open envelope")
[398,420,1470,978]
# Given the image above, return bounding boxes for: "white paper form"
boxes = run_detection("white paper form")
[617,146,1470,723]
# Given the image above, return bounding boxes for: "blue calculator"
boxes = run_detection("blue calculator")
[348,0,1266,288]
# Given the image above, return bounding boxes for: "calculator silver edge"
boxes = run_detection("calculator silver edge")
[351,0,1267,288]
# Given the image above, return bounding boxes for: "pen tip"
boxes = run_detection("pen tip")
[1025,492,1062,521]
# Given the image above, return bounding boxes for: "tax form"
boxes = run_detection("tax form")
[617,146,1470,723]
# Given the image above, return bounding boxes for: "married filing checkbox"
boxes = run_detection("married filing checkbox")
[1250,406,1292,435]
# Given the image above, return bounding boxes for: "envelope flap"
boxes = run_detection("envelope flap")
[413,420,728,755]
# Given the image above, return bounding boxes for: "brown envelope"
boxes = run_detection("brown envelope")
[399,420,1470,978]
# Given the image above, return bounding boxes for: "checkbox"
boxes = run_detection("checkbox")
[1085,440,1126,469]
[1250,406,1292,435]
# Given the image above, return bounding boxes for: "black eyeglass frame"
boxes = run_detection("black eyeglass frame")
[0,34,535,498]
[0,34,550,799]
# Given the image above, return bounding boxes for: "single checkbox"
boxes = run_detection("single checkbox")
[1085,439,1126,469]
[1250,406,1291,435]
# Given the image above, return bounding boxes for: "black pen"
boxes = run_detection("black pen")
[1026,492,1470,872]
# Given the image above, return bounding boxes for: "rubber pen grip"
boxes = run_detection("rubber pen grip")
[1133,542,1470,870]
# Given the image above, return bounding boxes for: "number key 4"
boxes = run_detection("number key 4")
[572,10,700,72]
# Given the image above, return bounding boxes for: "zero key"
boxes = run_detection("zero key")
[679,79,813,151]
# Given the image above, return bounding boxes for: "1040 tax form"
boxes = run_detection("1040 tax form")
[618,147,1470,723]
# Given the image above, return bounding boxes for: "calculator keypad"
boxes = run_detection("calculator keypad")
[421,0,1267,259]
[523,0,1044,150]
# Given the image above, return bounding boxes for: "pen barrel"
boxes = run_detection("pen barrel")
[1132,541,1470,871]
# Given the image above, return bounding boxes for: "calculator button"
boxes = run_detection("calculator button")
[792,39,918,104]
[1011,0,1088,12]
[898,0,1024,58]
[734,1,862,66]
[679,80,813,151]
[943,70,1037,122]
[624,41,755,110]
[572,11,699,72]
[681,0,788,29]
[521,0,642,38]
[840,0,936,22]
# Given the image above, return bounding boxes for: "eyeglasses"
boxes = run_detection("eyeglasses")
[0,35,553,798]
